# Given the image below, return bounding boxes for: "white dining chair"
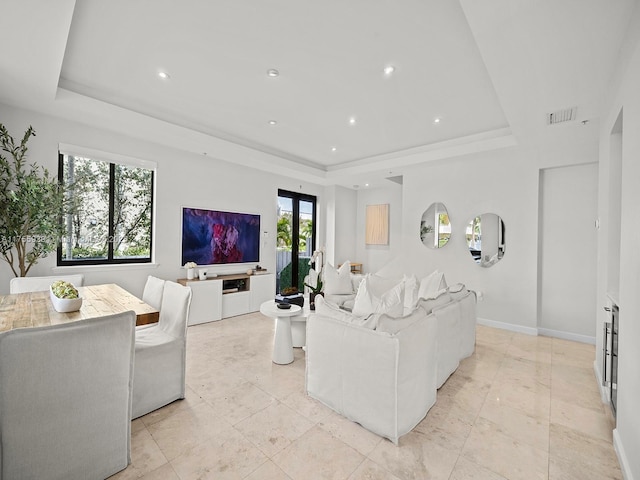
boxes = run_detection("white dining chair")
[132,280,192,419]
[9,274,85,293]
[142,275,165,310]
[0,311,136,480]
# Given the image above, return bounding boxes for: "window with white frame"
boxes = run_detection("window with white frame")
[57,147,155,266]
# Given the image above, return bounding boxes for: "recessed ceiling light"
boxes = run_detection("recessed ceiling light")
[158,71,170,80]
[434,117,441,124]
[365,183,370,187]
[268,120,277,125]
[383,65,395,76]
[331,147,337,152]
[267,69,279,77]
[349,117,357,125]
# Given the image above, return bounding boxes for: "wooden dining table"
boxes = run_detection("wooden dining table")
[0,283,159,332]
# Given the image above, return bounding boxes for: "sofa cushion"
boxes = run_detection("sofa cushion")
[324,261,353,295]
[376,307,426,334]
[314,295,377,329]
[447,283,469,301]
[323,293,355,307]
[418,289,452,314]
[352,275,404,318]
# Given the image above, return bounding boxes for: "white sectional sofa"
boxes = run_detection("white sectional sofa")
[304,269,477,444]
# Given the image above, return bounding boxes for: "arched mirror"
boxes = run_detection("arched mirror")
[420,202,451,249]
[466,213,505,267]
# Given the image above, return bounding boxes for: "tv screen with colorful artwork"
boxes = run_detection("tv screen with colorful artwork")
[181,207,260,265]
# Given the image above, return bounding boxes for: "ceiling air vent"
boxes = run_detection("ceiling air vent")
[547,107,577,125]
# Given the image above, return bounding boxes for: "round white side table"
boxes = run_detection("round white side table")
[260,300,302,364]
[290,304,310,348]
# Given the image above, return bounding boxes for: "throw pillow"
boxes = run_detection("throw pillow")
[323,261,353,295]
[352,274,405,318]
[402,274,419,316]
[418,270,447,299]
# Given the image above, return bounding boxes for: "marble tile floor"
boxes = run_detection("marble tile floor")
[110,313,622,480]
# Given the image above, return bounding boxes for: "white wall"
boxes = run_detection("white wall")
[323,185,357,268]
[375,132,598,334]
[354,182,403,274]
[597,3,640,477]
[538,163,598,340]
[0,103,325,297]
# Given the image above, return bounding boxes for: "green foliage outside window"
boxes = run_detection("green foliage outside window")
[59,153,153,264]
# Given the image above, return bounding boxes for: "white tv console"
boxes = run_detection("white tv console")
[178,272,275,326]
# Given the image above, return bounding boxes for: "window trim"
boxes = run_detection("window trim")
[56,148,156,267]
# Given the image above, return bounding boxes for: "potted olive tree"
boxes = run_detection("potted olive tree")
[0,124,66,277]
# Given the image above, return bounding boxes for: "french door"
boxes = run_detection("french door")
[276,189,317,294]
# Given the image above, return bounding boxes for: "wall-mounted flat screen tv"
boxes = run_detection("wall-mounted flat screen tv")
[181,207,260,265]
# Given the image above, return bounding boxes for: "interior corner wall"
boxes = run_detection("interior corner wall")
[597,3,640,477]
[354,183,403,274]
[323,185,357,267]
[0,102,325,297]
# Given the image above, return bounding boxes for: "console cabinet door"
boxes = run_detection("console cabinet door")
[250,274,276,312]
[187,279,223,325]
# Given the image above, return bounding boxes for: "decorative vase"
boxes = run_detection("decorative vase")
[309,292,323,310]
[187,268,195,280]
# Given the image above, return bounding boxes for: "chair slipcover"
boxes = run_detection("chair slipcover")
[9,274,85,293]
[0,311,136,480]
[305,307,438,445]
[132,280,192,419]
[142,275,165,310]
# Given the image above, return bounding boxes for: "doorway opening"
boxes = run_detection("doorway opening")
[276,190,317,294]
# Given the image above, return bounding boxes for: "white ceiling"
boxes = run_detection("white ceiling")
[0,0,636,188]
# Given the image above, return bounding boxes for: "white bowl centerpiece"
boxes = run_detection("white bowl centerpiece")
[49,280,83,313]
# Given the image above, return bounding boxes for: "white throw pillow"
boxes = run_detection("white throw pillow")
[352,275,405,318]
[403,274,419,316]
[323,261,353,295]
[351,274,365,292]
[418,270,447,299]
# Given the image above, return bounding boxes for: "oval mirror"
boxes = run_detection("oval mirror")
[420,202,451,249]
[466,213,505,267]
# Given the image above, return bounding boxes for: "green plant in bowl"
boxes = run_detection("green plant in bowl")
[50,280,82,312]
[51,280,79,299]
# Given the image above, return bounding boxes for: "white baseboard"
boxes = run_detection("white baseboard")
[476,317,538,336]
[477,318,596,345]
[537,327,595,345]
[613,428,634,480]
[593,359,611,404]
